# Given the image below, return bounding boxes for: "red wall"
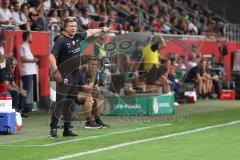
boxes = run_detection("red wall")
[3,30,50,96]
[3,31,240,97]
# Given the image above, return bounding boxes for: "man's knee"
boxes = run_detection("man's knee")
[85,97,93,105]
[78,93,93,104]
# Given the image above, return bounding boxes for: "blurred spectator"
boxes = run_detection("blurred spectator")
[28,0,40,8]
[205,60,214,99]
[4,57,28,117]
[12,1,21,25]
[0,0,16,26]
[47,9,60,31]
[51,0,62,10]
[180,10,189,21]
[163,17,171,32]
[122,20,130,32]
[42,0,51,13]
[18,0,27,6]
[128,25,134,32]
[60,9,69,22]
[31,6,47,31]
[184,58,208,98]
[0,32,6,78]
[116,24,128,34]
[152,19,163,30]
[62,0,76,10]
[62,0,71,10]
[134,25,145,32]
[206,60,220,98]
[100,57,112,91]
[168,57,180,95]
[0,0,226,37]
[177,55,186,70]
[75,0,88,12]
[79,8,91,30]
[13,3,31,30]
[188,17,198,34]
[88,0,96,14]
[177,18,188,34]
[186,54,198,69]
[205,19,217,38]
[154,60,170,94]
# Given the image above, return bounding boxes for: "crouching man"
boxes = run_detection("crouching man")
[70,56,110,128]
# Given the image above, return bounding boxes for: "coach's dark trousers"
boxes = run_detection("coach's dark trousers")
[50,83,75,130]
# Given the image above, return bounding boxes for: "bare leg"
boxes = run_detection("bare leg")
[92,99,101,118]
[78,92,93,118]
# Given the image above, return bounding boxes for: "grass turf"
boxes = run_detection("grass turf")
[0,100,239,160]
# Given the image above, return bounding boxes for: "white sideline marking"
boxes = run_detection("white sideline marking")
[49,120,240,160]
[0,123,171,147]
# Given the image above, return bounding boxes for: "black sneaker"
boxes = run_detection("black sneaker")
[207,93,214,99]
[49,129,58,138]
[85,119,102,129]
[95,119,110,128]
[63,129,78,137]
[21,113,29,119]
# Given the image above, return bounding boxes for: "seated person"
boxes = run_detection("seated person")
[184,58,208,98]
[167,57,180,95]
[129,56,145,92]
[68,56,109,129]
[0,31,6,85]
[205,61,219,98]
[155,65,171,94]
[0,0,16,26]
[1,57,27,117]
[144,61,169,93]
[132,71,146,93]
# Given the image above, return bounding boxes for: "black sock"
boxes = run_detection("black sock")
[203,93,208,99]
[86,117,92,122]
[95,117,101,123]
[64,122,71,131]
[208,93,213,98]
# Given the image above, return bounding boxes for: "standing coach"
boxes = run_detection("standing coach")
[48,16,111,138]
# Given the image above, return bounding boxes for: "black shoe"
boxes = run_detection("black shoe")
[207,93,214,99]
[63,129,78,137]
[85,119,102,129]
[49,129,58,138]
[95,119,110,128]
[22,108,31,113]
[21,113,29,119]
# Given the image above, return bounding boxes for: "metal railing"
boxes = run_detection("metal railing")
[224,23,240,42]
[162,34,206,41]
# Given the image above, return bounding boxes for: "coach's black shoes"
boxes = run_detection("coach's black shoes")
[49,129,58,138]
[63,129,78,137]
[95,118,110,128]
[85,118,102,129]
